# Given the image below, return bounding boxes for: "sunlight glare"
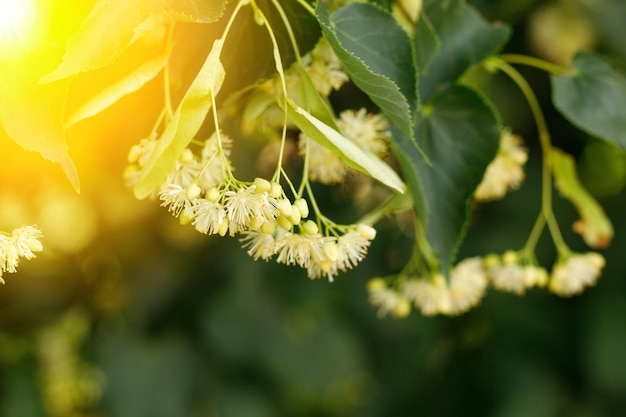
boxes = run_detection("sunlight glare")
[0,0,42,60]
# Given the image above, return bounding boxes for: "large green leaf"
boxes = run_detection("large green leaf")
[316,1,417,143]
[133,40,225,199]
[419,0,511,100]
[414,9,440,73]
[41,0,227,83]
[551,52,626,150]
[392,84,500,277]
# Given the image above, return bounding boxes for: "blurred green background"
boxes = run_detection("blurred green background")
[2,0,626,416]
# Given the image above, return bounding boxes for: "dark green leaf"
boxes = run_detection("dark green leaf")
[419,0,511,100]
[316,1,417,143]
[414,11,440,72]
[392,84,500,277]
[552,52,626,149]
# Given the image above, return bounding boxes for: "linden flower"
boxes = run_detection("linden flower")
[449,257,488,315]
[0,225,44,281]
[274,232,312,267]
[124,136,157,187]
[306,235,340,281]
[191,199,227,235]
[305,38,349,96]
[403,275,453,316]
[549,252,605,297]
[367,279,411,318]
[240,226,278,261]
[11,225,44,259]
[159,183,193,217]
[336,225,375,271]
[223,186,278,235]
[337,108,390,156]
[299,134,348,184]
[166,148,201,188]
[475,129,528,202]
[199,132,233,189]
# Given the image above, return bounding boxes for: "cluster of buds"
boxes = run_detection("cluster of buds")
[0,225,43,284]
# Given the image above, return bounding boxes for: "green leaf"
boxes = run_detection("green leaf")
[419,0,511,100]
[552,147,613,249]
[392,84,500,277]
[551,52,626,150]
[41,0,227,83]
[414,10,440,72]
[133,40,225,199]
[65,50,170,127]
[316,1,417,143]
[287,101,406,194]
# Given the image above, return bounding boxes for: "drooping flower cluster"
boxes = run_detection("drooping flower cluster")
[0,225,43,284]
[475,129,528,201]
[369,257,489,317]
[124,131,233,194]
[368,248,606,317]
[485,250,548,295]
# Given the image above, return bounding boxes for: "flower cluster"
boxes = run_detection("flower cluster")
[368,249,606,318]
[0,225,43,284]
[369,257,489,317]
[475,129,528,201]
[124,131,233,194]
[485,250,548,295]
[303,37,350,96]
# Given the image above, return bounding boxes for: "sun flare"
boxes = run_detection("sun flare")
[0,0,42,60]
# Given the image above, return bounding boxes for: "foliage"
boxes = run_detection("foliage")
[2,0,626,415]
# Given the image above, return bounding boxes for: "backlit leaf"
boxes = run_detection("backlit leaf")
[133,39,225,199]
[41,0,227,83]
[0,46,80,192]
[65,50,170,127]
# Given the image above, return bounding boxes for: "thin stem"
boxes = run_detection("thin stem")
[163,23,176,120]
[209,0,249,184]
[251,1,290,184]
[523,212,545,259]
[492,58,571,255]
[270,0,302,64]
[498,54,569,76]
[357,192,412,226]
[297,136,311,198]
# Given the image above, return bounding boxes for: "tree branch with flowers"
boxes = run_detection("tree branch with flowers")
[1,0,625,321]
